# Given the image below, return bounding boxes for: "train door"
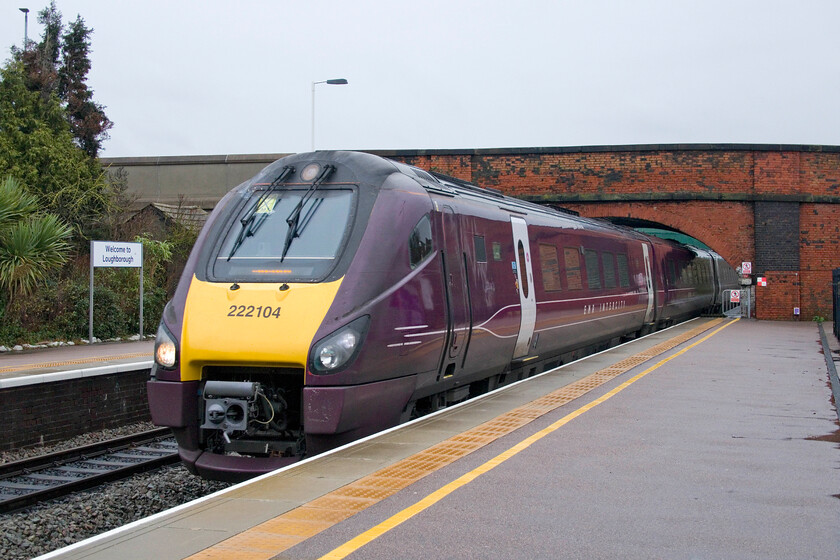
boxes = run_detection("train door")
[440,206,470,374]
[511,217,536,359]
[642,243,655,324]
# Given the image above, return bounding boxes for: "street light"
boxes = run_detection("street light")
[311,78,348,151]
[19,8,29,49]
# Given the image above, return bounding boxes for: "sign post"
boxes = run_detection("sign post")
[90,241,144,343]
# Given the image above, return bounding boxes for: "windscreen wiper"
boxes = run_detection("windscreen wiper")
[280,165,336,262]
[226,166,295,261]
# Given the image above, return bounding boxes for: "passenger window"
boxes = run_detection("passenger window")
[409,215,433,268]
[564,248,583,290]
[602,252,616,289]
[616,254,630,287]
[585,250,601,290]
[474,235,487,263]
[492,242,502,261]
[539,244,562,292]
[517,240,529,298]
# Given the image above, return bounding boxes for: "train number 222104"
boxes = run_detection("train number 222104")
[227,305,282,318]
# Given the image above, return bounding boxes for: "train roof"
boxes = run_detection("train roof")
[388,158,650,241]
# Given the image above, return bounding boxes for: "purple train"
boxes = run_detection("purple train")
[147,150,739,481]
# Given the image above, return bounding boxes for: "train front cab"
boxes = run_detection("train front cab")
[147,153,403,480]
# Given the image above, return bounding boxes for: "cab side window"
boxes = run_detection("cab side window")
[409,215,433,268]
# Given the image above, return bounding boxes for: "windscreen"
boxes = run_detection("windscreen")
[212,188,355,282]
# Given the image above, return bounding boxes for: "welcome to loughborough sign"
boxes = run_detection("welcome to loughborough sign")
[89,241,144,342]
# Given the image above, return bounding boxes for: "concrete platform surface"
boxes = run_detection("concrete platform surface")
[0,340,153,386]
[37,319,840,560]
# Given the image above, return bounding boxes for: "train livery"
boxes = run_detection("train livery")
[147,150,739,481]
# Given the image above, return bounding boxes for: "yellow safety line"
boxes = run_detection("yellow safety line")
[0,352,151,374]
[185,318,731,560]
[318,318,739,560]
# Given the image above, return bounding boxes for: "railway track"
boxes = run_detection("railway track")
[0,428,179,514]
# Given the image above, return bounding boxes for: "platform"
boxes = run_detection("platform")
[36,318,840,560]
[0,340,153,388]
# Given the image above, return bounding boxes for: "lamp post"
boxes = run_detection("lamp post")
[19,8,29,49]
[311,78,348,151]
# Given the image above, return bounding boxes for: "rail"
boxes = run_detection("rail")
[0,427,179,514]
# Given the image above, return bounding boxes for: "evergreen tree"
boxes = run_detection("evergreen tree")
[0,60,109,242]
[59,16,112,158]
[19,2,62,100]
[17,2,112,158]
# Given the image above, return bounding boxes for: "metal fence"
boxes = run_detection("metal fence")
[722,288,752,318]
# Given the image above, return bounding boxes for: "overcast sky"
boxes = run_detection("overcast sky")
[2,1,839,158]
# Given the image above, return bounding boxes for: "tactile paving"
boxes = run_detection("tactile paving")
[0,352,151,374]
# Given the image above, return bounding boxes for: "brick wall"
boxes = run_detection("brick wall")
[385,145,840,320]
[756,272,802,320]
[0,370,151,451]
[754,202,800,271]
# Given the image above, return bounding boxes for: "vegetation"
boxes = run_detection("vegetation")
[0,176,72,299]
[0,2,191,347]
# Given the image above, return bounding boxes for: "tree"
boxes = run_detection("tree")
[17,2,112,158]
[0,60,110,242]
[0,176,72,299]
[59,15,112,158]
[18,1,62,101]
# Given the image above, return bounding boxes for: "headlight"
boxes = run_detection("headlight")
[154,323,178,368]
[310,316,370,374]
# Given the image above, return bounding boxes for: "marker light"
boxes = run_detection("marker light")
[301,163,321,182]
[311,316,370,374]
[154,323,178,368]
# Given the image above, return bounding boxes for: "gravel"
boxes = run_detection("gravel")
[0,422,159,465]
[0,424,232,560]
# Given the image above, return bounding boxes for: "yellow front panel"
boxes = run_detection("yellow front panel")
[180,277,343,381]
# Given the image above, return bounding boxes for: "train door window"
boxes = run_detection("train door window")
[584,249,601,290]
[539,244,562,292]
[666,259,676,286]
[616,253,630,287]
[492,242,502,261]
[409,214,433,268]
[564,247,583,290]
[602,252,616,289]
[474,235,487,263]
[517,240,529,298]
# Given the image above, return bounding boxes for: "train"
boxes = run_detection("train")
[146,150,740,482]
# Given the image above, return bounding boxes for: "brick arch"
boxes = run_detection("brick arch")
[560,201,755,268]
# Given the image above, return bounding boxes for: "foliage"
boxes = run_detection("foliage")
[15,1,112,158]
[0,60,109,242]
[0,3,177,347]
[58,14,113,158]
[134,235,173,286]
[0,176,72,300]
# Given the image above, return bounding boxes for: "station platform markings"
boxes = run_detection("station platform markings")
[0,352,152,375]
[185,318,730,560]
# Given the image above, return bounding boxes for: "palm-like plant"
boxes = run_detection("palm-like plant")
[0,176,72,298]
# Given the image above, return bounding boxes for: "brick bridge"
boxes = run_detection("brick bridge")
[104,143,840,320]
